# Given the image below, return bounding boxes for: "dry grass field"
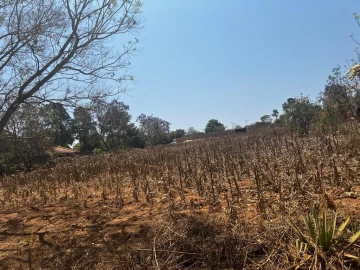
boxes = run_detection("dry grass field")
[1,126,360,269]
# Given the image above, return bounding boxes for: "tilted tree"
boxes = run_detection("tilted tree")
[0,0,142,135]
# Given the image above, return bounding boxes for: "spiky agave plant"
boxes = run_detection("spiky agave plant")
[288,207,360,258]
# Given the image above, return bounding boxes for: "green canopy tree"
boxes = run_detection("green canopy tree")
[169,129,186,141]
[272,109,279,120]
[1,103,50,172]
[92,99,135,149]
[282,96,321,135]
[260,115,272,123]
[137,114,171,146]
[73,107,101,153]
[205,119,225,133]
[40,103,74,147]
[320,66,356,121]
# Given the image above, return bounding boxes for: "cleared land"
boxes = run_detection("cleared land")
[1,127,360,269]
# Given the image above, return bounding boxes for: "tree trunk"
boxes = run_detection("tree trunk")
[0,101,20,135]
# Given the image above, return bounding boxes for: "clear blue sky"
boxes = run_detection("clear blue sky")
[119,0,360,131]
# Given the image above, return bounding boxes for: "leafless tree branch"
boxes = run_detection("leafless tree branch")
[0,0,142,134]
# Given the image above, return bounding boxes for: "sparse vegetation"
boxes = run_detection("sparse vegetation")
[1,124,360,269]
[288,207,360,268]
[3,1,360,270]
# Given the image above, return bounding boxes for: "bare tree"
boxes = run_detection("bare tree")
[0,0,142,134]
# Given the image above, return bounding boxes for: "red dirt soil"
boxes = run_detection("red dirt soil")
[1,180,360,269]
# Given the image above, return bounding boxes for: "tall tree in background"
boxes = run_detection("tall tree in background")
[40,103,74,147]
[186,127,200,136]
[282,96,321,135]
[321,66,357,121]
[73,107,101,152]
[272,109,279,121]
[92,99,137,149]
[169,129,186,141]
[260,115,272,123]
[137,114,170,146]
[205,119,225,133]
[2,103,49,171]
[0,0,142,135]
[4,104,43,139]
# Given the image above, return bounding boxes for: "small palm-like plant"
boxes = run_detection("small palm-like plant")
[288,207,360,258]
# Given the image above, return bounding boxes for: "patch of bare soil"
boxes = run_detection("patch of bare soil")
[0,180,263,269]
[3,131,360,269]
[1,178,359,269]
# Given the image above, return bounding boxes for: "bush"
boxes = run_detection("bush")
[93,148,103,155]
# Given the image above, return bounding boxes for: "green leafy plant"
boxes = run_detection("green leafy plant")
[93,148,103,155]
[288,207,360,257]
